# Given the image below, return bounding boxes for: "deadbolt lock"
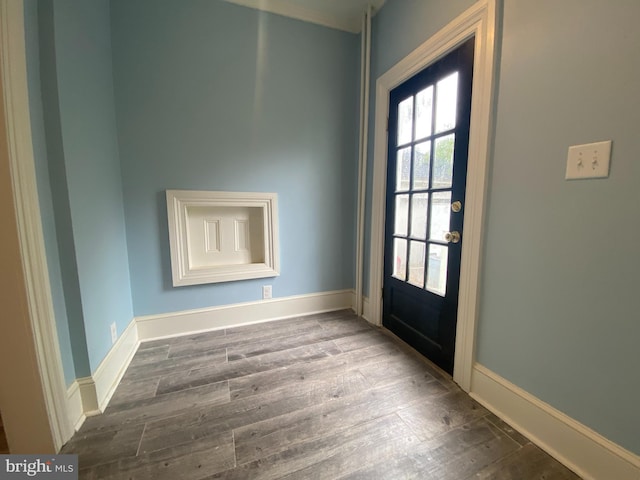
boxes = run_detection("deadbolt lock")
[451,201,462,213]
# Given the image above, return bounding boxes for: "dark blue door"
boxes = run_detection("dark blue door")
[383,38,474,374]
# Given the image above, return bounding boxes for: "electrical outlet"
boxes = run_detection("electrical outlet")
[565,140,612,180]
[262,285,272,300]
[110,322,117,345]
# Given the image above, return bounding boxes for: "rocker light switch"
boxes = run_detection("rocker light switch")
[565,140,612,180]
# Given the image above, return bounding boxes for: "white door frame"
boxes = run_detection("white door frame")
[368,0,498,391]
[0,0,73,449]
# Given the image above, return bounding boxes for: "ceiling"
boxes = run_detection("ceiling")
[222,0,387,33]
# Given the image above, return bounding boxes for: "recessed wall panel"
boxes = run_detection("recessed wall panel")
[167,190,280,286]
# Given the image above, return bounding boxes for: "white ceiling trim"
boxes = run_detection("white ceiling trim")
[222,0,381,33]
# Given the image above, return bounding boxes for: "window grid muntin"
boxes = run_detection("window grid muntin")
[392,75,457,296]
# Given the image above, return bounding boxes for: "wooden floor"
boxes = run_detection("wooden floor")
[63,311,580,479]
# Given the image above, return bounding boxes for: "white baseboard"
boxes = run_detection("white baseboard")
[65,381,84,431]
[362,295,371,322]
[136,289,354,341]
[66,319,139,427]
[65,375,100,431]
[92,319,139,411]
[350,292,372,323]
[76,377,99,416]
[470,364,640,480]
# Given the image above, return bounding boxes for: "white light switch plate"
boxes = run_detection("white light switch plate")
[565,140,612,180]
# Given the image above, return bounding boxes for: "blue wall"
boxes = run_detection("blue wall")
[370,0,640,455]
[28,0,637,458]
[477,0,640,456]
[110,0,359,316]
[32,0,134,374]
[53,0,134,373]
[28,0,358,377]
[23,0,76,386]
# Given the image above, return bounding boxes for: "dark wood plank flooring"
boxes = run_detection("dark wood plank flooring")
[62,310,580,479]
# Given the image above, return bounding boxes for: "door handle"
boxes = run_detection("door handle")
[444,231,461,244]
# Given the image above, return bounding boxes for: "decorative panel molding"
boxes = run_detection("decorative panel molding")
[167,190,280,286]
[204,219,220,253]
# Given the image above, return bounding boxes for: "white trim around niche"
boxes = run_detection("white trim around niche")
[166,190,280,287]
[368,0,498,392]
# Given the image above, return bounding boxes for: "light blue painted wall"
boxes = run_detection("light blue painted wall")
[371,0,476,78]
[46,0,134,373]
[23,0,76,386]
[371,0,640,455]
[23,0,638,455]
[477,0,640,456]
[110,0,359,316]
[33,0,92,380]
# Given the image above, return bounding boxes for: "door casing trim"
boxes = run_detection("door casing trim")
[368,0,498,391]
[0,0,73,448]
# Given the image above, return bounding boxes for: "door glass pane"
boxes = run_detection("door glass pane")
[393,238,407,281]
[415,85,433,140]
[433,134,455,188]
[427,244,448,296]
[435,72,458,133]
[412,141,430,190]
[410,193,429,240]
[429,191,452,242]
[397,96,414,145]
[396,147,411,192]
[408,241,425,288]
[394,194,409,236]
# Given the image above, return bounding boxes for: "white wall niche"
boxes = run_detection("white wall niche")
[166,190,280,286]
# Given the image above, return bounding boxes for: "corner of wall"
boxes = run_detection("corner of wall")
[470,363,640,480]
[66,317,139,428]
